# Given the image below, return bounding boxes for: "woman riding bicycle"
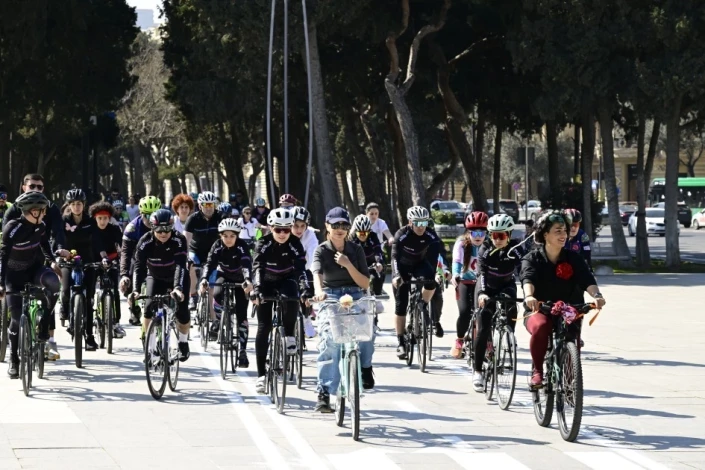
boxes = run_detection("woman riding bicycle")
[521,210,605,388]
[171,194,194,235]
[349,214,385,296]
[450,211,488,359]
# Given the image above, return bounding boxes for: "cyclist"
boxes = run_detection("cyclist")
[564,208,591,268]
[0,184,12,224]
[125,195,140,221]
[89,201,126,339]
[473,214,522,391]
[522,211,605,387]
[366,202,395,247]
[391,206,440,359]
[119,195,162,325]
[0,191,63,377]
[131,209,191,362]
[450,211,488,358]
[230,191,248,214]
[349,214,385,295]
[250,208,311,393]
[184,191,222,313]
[112,199,129,229]
[60,189,109,352]
[427,219,450,339]
[278,193,297,208]
[253,198,270,225]
[218,202,236,219]
[199,218,253,368]
[171,193,194,235]
[238,206,261,248]
[291,206,317,338]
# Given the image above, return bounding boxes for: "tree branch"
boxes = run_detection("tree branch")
[385,0,410,83]
[402,0,451,92]
[448,36,502,68]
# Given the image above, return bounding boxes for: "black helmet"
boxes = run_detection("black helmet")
[149,209,174,232]
[66,189,86,202]
[15,191,50,213]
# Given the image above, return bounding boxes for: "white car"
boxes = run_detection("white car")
[627,208,680,237]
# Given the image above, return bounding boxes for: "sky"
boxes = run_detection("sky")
[126,0,163,23]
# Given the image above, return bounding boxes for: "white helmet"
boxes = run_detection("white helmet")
[407,205,430,221]
[352,214,372,232]
[267,208,294,227]
[218,218,243,233]
[198,191,217,204]
[487,214,515,232]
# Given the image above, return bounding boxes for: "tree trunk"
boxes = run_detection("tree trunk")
[357,107,394,219]
[387,106,413,222]
[427,127,460,199]
[248,149,264,201]
[350,157,360,210]
[493,122,502,213]
[340,168,356,213]
[546,120,560,208]
[225,121,247,196]
[573,123,581,177]
[665,96,682,268]
[634,115,651,268]
[476,108,486,174]
[598,103,632,263]
[306,22,341,208]
[131,142,146,197]
[0,126,10,197]
[580,109,595,239]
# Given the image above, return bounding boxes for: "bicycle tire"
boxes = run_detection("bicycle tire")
[0,298,8,362]
[335,393,345,427]
[495,329,517,410]
[484,337,495,401]
[533,360,554,427]
[275,327,288,414]
[20,315,32,396]
[167,322,180,392]
[220,310,229,379]
[271,329,280,406]
[229,313,237,374]
[97,295,106,349]
[198,293,209,350]
[557,341,583,442]
[349,351,361,441]
[427,305,434,363]
[295,313,304,388]
[145,318,167,399]
[73,294,84,369]
[418,308,427,373]
[465,320,475,370]
[105,292,114,354]
[405,308,415,367]
[266,328,275,403]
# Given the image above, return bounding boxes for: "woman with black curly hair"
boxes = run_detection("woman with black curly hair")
[520,210,606,387]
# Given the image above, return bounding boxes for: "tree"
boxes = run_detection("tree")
[680,128,705,177]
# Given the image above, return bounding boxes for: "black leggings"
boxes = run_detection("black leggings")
[255,278,299,377]
[456,282,476,339]
[213,275,249,351]
[143,275,191,325]
[61,266,97,334]
[474,284,517,371]
[370,267,385,295]
[5,265,60,362]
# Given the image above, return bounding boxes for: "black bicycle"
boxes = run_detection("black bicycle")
[218,282,247,379]
[487,294,522,410]
[531,301,598,442]
[0,297,8,363]
[402,278,432,372]
[93,261,119,354]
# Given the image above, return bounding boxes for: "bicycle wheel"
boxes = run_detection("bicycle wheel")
[219,311,229,379]
[349,351,361,441]
[96,296,106,349]
[335,393,345,427]
[167,322,180,392]
[532,360,554,427]
[418,308,427,373]
[145,318,167,399]
[405,309,415,367]
[229,314,237,374]
[274,328,288,414]
[73,294,84,369]
[104,292,114,354]
[35,312,45,380]
[295,313,304,388]
[557,341,583,442]
[20,315,32,396]
[495,329,517,410]
[266,329,275,403]
[484,337,495,401]
[0,298,8,362]
[198,292,209,350]
[427,306,434,363]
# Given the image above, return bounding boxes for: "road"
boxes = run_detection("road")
[597,225,705,262]
[0,275,703,469]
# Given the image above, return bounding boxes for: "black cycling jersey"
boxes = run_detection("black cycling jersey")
[391,226,441,277]
[2,201,66,250]
[62,214,104,263]
[201,239,252,283]
[253,207,270,225]
[184,210,222,256]
[92,223,122,261]
[251,233,307,286]
[0,218,54,286]
[132,231,188,293]
[351,232,384,265]
[477,238,523,295]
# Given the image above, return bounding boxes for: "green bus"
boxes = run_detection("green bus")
[649,177,705,212]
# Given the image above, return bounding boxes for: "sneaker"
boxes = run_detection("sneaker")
[129,305,141,326]
[8,361,19,379]
[303,317,315,338]
[285,336,297,356]
[238,351,249,368]
[178,341,190,362]
[315,392,333,413]
[209,320,220,341]
[46,341,60,361]
[361,366,375,390]
[255,376,266,394]
[85,335,98,351]
[450,338,463,359]
[396,345,407,360]
[472,371,484,392]
[530,368,543,388]
[188,296,197,310]
[113,324,126,339]
[434,322,444,338]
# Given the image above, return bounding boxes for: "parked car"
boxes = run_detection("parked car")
[600,204,635,226]
[627,208,680,237]
[692,208,705,229]
[466,199,520,222]
[651,201,691,228]
[429,200,465,224]
[519,200,543,222]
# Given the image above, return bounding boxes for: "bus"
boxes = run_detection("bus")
[649,177,705,211]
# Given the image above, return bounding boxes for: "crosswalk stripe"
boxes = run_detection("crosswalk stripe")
[566,452,650,470]
[328,448,401,470]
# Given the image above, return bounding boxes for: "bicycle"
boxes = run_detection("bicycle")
[218,282,247,379]
[401,278,432,372]
[195,267,210,350]
[485,294,522,410]
[0,297,8,362]
[319,296,375,441]
[135,293,182,400]
[6,284,50,396]
[93,261,119,354]
[290,306,305,389]
[531,301,599,442]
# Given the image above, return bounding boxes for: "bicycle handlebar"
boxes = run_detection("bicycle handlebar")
[537,301,597,315]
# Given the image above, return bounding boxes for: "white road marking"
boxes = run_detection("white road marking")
[328,448,401,470]
[566,452,649,470]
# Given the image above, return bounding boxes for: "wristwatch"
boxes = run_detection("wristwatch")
[593,292,603,298]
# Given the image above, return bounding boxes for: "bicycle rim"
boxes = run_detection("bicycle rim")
[36,341,45,380]
[418,310,427,373]
[349,351,360,441]
[0,298,9,363]
[199,294,209,349]
[335,393,345,427]
[533,360,554,427]
[495,329,517,410]
[557,342,583,442]
[275,328,287,414]
[427,310,433,363]
[105,293,114,354]
[220,312,228,379]
[168,323,179,391]
[145,319,167,399]
[296,315,304,389]
[229,314,237,374]
[97,296,106,349]
[73,295,84,369]
[20,315,31,396]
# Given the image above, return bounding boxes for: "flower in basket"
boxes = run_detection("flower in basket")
[339,294,354,309]
[556,262,573,280]
[550,300,580,324]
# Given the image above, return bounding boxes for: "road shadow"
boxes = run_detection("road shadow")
[584,389,653,400]
[580,424,705,450]
[597,274,705,287]
[582,353,705,369]
[584,405,693,419]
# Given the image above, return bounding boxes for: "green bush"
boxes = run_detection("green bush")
[432,210,457,225]
[540,182,603,239]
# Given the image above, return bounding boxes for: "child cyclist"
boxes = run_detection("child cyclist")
[450,212,488,358]
[290,206,317,338]
[349,215,385,296]
[199,218,253,368]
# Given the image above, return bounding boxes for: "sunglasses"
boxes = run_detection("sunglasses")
[243,211,251,215]
[412,220,429,227]
[490,232,508,241]
[330,223,351,230]
[356,231,370,237]
[27,184,44,191]
[272,227,291,234]
[0,192,7,200]
[470,230,486,238]
[153,226,173,233]
[201,203,215,208]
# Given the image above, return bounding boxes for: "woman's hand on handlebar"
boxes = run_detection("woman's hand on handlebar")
[55,249,71,260]
[243,280,253,295]
[524,295,539,312]
[478,294,489,308]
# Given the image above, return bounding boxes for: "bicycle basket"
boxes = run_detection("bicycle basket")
[327,297,375,344]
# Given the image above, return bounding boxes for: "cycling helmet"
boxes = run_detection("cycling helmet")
[465,211,489,229]
[406,205,430,221]
[487,213,515,232]
[138,195,162,215]
[255,197,266,207]
[197,191,217,205]
[149,209,173,230]
[279,193,296,205]
[292,206,311,224]
[189,191,199,200]
[112,199,124,210]
[352,214,372,232]
[564,208,582,224]
[15,191,49,213]
[267,208,294,227]
[218,202,233,215]
[66,189,86,202]
[218,218,243,233]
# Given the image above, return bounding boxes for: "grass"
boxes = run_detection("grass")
[595,258,705,273]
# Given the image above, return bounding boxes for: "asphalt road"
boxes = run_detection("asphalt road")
[596,224,705,262]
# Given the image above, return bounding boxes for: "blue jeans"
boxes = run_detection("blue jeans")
[316,287,375,395]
